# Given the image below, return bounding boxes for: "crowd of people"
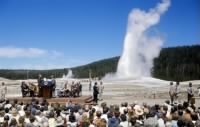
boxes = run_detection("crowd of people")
[0,97,200,127]
[0,79,200,127]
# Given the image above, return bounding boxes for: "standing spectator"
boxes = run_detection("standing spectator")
[38,74,43,97]
[169,82,175,104]
[187,82,194,104]
[93,82,99,104]
[51,75,56,97]
[0,82,7,100]
[78,82,82,96]
[98,81,104,101]
[175,81,181,104]
[197,85,200,96]
[89,81,92,91]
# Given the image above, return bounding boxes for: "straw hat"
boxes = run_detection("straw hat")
[134,105,144,116]
[12,108,18,116]
[56,117,64,126]
[187,107,194,113]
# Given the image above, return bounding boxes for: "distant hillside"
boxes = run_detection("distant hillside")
[0,45,199,81]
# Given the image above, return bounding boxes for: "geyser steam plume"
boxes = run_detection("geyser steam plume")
[113,0,171,79]
[62,69,73,79]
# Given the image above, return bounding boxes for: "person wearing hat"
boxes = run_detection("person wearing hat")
[187,82,194,104]
[56,116,64,127]
[134,105,144,117]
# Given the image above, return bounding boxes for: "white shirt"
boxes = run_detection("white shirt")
[67,121,77,127]
[89,124,95,127]
[120,121,129,127]
[120,107,126,114]
[99,85,104,93]
[158,118,165,127]
[101,114,108,123]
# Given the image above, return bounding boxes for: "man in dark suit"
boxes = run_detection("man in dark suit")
[50,75,56,97]
[37,74,43,97]
[93,82,99,104]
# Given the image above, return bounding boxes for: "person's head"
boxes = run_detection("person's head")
[49,111,55,118]
[120,114,127,122]
[69,114,76,123]
[18,116,25,124]
[4,108,9,113]
[114,111,120,118]
[95,82,98,86]
[186,121,195,127]
[165,100,170,105]
[177,119,185,127]
[191,113,198,121]
[107,112,113,119]
[29,115,35,123]
[38,74,42,78]
[9,118,17,126]
[97,119,107,127]
[196,120,200,127]
[172,113,179,121]
[25,110,31,117]
[183,101,189,109]
[96,111,102,118]
[170,82,173,85]
[129,117,137,126]
[4,115,9,121]
[2,82,5,86]
[189,82,192,87]
[5,99,9,104]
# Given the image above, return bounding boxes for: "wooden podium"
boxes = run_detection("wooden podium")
[41,81,52,98]
[42,87,51,98]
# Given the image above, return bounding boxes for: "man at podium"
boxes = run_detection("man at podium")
[50,75,56,97]
[41,79,54,98]
[37,74,43,97]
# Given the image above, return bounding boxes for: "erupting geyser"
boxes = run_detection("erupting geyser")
[62,69,73,79]
[105,0,171,80]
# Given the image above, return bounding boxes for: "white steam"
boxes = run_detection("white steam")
[105,0,170,79]
[62,69,73,79]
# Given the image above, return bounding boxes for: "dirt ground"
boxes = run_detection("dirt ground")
[1,78,200,106]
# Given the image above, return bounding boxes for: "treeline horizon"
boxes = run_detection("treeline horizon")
[0,45,199,81]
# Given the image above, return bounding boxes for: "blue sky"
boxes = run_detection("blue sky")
[0,0,199,69]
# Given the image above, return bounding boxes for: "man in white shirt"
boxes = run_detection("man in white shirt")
[175,81,181,104]
[169,82,175,104]
[98,81,104,101]
[187,82,194,104]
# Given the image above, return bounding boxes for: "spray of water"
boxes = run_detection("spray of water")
[104,0,170,80]
[62,69,73,79]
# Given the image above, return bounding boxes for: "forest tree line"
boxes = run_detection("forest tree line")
[0,45,199,81]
